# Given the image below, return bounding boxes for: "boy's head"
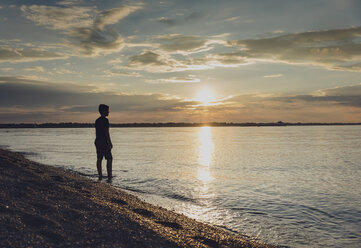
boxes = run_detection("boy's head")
[98,104,109,116]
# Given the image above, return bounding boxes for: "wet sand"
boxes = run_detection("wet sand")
[0,149,279,248]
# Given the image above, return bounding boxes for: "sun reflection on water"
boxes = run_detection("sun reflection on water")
[198,126,214,182]
[180,126,229,226]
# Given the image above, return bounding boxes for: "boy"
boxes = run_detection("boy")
[95,104,113,181]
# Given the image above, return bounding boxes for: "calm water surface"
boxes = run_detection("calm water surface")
[1,126,360,247]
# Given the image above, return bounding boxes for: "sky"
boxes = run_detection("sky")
[0,0,360,123]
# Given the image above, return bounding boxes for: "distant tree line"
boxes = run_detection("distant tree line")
[0,121,360,128]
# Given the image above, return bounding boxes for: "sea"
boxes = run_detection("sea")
[1,126,360,247]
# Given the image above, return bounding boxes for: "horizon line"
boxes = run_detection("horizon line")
[1,121,361,128]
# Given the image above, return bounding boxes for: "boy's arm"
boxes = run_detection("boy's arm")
[106,121,113,149]
[107,130,113,149]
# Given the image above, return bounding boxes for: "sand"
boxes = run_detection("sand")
[0,149,279,248]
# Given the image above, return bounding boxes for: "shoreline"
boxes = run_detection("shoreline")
[0,149,280,248]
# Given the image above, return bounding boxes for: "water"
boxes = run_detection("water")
[1,126,360,247]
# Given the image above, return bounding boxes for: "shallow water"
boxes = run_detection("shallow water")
[1,126,360,247]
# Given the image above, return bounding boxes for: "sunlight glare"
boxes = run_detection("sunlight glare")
[196,87,216,104]
[197,167,213,182]
[198,126,214,182]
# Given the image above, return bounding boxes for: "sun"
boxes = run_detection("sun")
[196,87,216,104]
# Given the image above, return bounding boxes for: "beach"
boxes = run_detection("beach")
[0,148,277,248]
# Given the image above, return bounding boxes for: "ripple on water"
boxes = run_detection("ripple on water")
[1,126,361,247]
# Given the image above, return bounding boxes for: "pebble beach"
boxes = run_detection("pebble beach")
[0,149,278,248]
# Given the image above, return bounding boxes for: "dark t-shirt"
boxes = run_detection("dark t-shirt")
[95,116,110,149]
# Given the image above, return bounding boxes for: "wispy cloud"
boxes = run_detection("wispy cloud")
[0,76,360,123]
[222,83,361,122]
[24,66,44,72]
[124,50,243,73]
[157,34,215,54]
[125,50,178,72]
[263,74,283,78]
[56,0,84,6]
[94,5,142,30]
[120,34,228,72]
[0,76,197,122]
[52,67,77,74]
[157,17,177,26]
[20,5,95,30]
[271,30,284,34]
[156,11,204,26]
[146,75,200,84]
[21,4,142,56]
[231,83,361,109]
[105,70,141,77]
[0,67,14,71]
[227,26,361,71]
[0,45,68,62]
[120,27,361,74]
[290,84,361,108]
[224,16,240,22]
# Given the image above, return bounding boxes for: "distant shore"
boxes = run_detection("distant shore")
[0,149,279,248]
[1,121,361,128]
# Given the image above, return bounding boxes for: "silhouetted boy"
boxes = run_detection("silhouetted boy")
[95,104,113,181]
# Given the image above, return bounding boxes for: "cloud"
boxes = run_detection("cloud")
[107,58,123,64]
[24,66,44,72]
[263,74,283,78]
[52,68,76,74]
[219,84,361,122]
[227,26,361,71]
[210,51,250,65]
[0,76,198,123]
[291,84,361,107]
[106,70,141,77]
[56,0,83,6]
[157,12,204,26]
[0,76,360,123]
[155,34,228,55]
[121,26,356,73]
[272,30,284,34]
[129,51,168,66]
[132,27,359,72]
[230,83,361,109]
[20,5,95,30]
[125,50,188,72]
[0,67,14,71]
[157,34,212,54]
[0,46,68,62]
[95,6,142,30]
[146,75,200,84]
[68,28,125,56]
[125,50,241,73]
[224,16,240,22]
[185,12,204,22]
[125,50,178,72]
[317,84,361,97]
[157,17,177,26]
[21,4,142,56]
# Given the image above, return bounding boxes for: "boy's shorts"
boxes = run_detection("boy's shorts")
[96,147,113,160]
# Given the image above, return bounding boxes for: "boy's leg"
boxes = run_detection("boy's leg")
[106,158,112,179]
[97,158,103,180]
[105,149,113,180]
